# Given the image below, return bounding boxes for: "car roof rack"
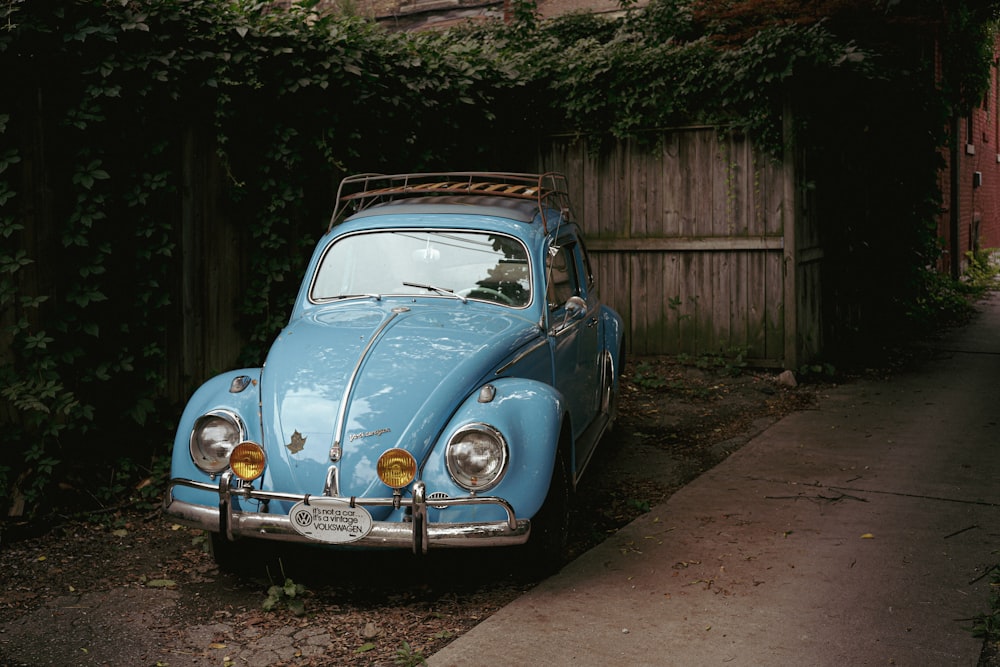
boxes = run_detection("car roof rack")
[329,172,573,233]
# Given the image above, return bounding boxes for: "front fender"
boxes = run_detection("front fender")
[169,368,263,503]
[419,377,565,524]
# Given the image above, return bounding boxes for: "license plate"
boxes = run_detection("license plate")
[288,498,373,544]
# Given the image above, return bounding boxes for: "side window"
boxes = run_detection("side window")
[546,243,580,309]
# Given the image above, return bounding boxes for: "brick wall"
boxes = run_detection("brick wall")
[939,35,1000,274]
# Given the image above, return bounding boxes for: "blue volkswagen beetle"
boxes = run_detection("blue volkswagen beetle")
[164,172,624,570]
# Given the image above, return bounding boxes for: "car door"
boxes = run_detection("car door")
[546,234,602,476]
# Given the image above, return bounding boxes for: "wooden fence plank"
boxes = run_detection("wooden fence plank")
[538,126,806,367]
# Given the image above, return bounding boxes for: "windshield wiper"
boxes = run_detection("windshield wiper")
[402,281,467,303]
[317,293,383,302]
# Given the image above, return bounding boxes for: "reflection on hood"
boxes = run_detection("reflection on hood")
[258,302,541,497]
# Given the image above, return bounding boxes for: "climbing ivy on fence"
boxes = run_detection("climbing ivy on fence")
[0,0,522,518]
[0,0,997,519]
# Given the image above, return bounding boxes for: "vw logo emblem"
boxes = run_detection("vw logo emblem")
[293,508,313,527]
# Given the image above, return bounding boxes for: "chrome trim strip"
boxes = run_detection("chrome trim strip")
[164,478,529,549]
[322,465,340,496]
[331,308,408,461]
[495,337,548,376]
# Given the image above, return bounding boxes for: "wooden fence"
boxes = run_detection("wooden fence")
[5,121,823,413]
[535,123,822,369]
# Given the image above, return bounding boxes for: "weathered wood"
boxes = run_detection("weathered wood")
[587,237,783,251]
[537,126,814,367]
[11,120,816,414]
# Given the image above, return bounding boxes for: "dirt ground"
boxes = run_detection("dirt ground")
[0,357,815,667]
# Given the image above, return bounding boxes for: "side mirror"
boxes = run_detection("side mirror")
[564,295,587,321]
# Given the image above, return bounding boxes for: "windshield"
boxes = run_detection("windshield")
[310,230,531,308]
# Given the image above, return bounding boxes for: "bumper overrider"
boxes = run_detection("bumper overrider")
[163,472,531,554]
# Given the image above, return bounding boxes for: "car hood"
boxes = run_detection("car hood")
[259,301,542,498]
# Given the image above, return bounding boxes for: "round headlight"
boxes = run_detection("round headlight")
[189,411,245,474]
[446,424,508,492]
[230,441,266,482]
[377,448,417,489]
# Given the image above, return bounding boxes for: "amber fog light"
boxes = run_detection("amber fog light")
[230,441,266,481]
[377,448,417,489]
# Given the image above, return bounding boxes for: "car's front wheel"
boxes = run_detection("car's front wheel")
[209,532,244,571]
[210,533,276,576]
[521,449,570,577]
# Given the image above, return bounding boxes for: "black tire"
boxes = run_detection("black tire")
[521,449,570,577]
[210,533,276,577]
[209,532,243,571]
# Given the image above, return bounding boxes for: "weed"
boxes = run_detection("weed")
[626,498,651,513]
[691,347,749,377]
[262,562,308,616]
[632,361,669,389]
[971,567,1000,644]
[394,641,427,666]
[965,248,1000,289]
[798,362,837,381]
[907,250,998,334]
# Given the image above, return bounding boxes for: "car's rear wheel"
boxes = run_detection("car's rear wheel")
[600,351,618,425]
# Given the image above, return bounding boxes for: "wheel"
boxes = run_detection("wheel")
[600,351,620,427]
[209,532,242,571]
[521,449,570,577]
[209,533,276,577]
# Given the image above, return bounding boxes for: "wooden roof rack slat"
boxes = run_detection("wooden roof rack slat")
[329,172,573,233]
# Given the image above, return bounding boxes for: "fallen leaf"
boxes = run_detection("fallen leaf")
[861,533,875,539]
[112,529,128,538]
[146,579,177,589]
[209,643,226,649]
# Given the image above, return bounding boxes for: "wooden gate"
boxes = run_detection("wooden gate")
[535,124,821,368]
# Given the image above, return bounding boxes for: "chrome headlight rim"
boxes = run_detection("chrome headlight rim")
[189,409,247,475]
[445,422,509,492]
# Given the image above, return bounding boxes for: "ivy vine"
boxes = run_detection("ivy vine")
[1,0,997,519]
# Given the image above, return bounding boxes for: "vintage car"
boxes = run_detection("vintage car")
[163,172,624,570]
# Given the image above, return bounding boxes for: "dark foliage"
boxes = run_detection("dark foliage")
[0,0,996,520]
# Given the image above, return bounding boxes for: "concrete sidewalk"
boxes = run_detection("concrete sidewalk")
[430,291,1000,667]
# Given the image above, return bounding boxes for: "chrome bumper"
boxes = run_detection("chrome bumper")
[163,473,531,553]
